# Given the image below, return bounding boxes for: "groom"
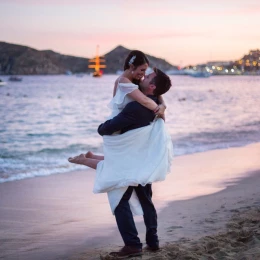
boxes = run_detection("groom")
[98,68,171,258]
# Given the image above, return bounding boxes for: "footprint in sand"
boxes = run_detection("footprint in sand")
[167,226,183,232]
[204,218,216,223]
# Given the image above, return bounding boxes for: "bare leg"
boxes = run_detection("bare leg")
[85,151,104,160]
[68,154,101,170]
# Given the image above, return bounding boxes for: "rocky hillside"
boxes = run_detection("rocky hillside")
[104,45,177,73]
[0,41,177,75]
[0,42,88,75]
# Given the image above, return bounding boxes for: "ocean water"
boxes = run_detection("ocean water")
[0,75,260,183]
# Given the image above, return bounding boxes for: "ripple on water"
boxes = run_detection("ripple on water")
[0,75,260,182]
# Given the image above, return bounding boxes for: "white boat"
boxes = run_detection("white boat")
[65,70,72,75]
[166,69,185,75]
[116,70,123,75]
[190,71,211,78]
[184,69,211,78]
[0,79,7,86]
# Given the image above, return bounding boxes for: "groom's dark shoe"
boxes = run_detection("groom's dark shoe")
[109,245,142,259]
[144,244,160,252]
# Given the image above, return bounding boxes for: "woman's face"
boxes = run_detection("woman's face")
[132,63,148,81]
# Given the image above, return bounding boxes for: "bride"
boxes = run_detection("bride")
[69,50,166,167]
[68,50,173,214]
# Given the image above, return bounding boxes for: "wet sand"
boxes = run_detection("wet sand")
[98,207,260,260]
[0,143,260,260]
[71,170,260,260]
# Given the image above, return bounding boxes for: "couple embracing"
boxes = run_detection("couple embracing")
[69,50,173,258]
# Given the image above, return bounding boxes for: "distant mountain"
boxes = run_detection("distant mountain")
[104,45,177,73]
[0,42,177,75]
[0,42,88,75]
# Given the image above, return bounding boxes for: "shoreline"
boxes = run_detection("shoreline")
[1,73,260,76]
[0,143,260,260]
[71,170,260,260]
[1,139,260,185]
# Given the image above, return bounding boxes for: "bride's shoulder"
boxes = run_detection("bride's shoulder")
[117,77,133,84]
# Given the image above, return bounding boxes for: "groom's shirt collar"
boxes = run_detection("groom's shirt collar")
[147,95,159,103]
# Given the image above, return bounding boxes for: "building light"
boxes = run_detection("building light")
[212,66,215,69]
[225,69,228,73]
[231,69,234,72]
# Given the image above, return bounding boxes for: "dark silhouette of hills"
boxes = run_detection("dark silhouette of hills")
[0,42,88,75]
[0,41,177,75]
[104,45,177,73]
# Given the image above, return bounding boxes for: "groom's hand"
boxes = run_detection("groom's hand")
[158,113,165,121]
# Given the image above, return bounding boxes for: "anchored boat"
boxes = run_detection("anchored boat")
[88,45,106,77]
[0,79,7,86]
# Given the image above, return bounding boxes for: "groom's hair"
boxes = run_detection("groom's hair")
[150,68,172,96]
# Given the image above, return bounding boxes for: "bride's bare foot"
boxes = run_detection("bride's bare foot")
[68,154,88,166]
[68,154,99,169]
[85,151,94,159]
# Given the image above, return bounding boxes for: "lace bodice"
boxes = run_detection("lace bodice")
[108,82,139,119]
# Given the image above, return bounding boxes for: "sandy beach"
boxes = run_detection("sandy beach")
[0,143,260,260]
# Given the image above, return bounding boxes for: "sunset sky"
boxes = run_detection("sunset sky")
[1,0,260,66]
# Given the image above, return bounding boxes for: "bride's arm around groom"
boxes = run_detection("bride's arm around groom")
[98,68,171,136]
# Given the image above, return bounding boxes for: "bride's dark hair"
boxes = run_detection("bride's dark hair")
[123,50,149,71]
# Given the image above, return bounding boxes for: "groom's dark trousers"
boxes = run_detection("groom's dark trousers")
[98,96,159,249]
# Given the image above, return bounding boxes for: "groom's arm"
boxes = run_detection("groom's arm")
[98,102,140,136]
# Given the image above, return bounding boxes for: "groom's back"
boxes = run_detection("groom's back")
[120,99,157,134]
[98,96,159,136]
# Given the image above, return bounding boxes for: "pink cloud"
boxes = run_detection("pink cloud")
[1,0,103,5]
[122,0,260,17]
[236,4,260,15]
[1,27,212,59]
[31,30,211,44]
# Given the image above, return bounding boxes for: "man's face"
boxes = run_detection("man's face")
[139,72,156,93]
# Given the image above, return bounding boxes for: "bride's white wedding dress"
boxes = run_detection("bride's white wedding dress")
[93,82,173,215]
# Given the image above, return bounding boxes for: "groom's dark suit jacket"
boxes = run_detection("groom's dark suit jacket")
[98,95,158,136]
